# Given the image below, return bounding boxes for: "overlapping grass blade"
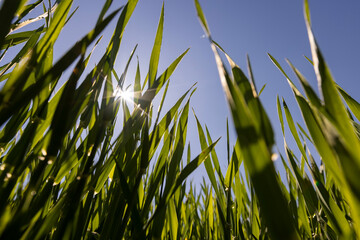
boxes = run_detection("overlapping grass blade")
[194,1,299,238]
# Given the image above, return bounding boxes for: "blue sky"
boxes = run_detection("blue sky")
[13,0,360,182]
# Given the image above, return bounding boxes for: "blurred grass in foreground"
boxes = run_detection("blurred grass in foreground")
[195,0,360,239]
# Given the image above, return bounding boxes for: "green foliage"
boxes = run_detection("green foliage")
[0,1,216,239]
[194,0,360,239]
[1,0,359,239]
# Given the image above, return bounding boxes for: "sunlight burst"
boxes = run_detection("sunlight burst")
[115,88,133,102]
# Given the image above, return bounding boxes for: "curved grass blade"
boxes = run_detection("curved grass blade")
[194,1,299,238]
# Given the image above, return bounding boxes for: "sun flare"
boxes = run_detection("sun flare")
[115,88,133,102]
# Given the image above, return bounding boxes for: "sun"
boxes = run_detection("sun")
[115,88,133,102]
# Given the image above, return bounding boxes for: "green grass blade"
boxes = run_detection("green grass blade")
[148,3,164,88]
[194,112,223,204]
[194,0,211,37]
[172,138,220,197]
[194,1,299,238]
[338,86,360,122]
[287,59,322,109]
[0,0,26,48]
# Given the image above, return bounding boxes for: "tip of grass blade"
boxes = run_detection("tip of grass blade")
[194,0,211,38]
[304,55,313,65]
[304,0,311,27]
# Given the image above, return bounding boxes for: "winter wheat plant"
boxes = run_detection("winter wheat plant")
[0,0,359,239]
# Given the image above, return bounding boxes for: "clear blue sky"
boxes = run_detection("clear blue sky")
[21,0,360,182]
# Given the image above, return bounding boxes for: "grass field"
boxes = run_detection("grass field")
[0,0,359,239]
